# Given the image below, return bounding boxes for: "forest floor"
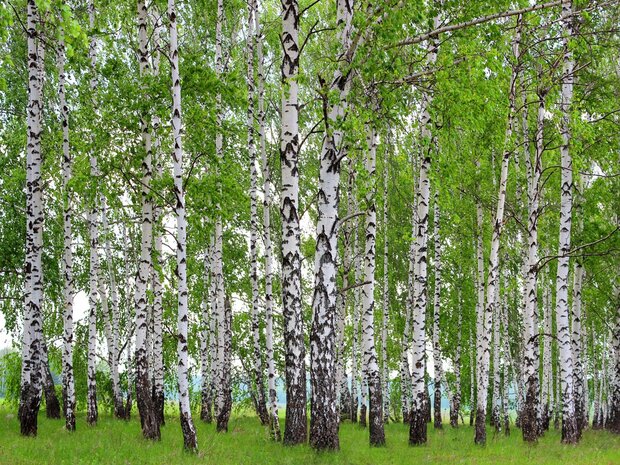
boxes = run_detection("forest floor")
[1,407,619,465]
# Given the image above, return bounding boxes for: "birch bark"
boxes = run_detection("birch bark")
[169,0,198,449]
[554,0,579,443]
[135,0,159,440]
[409,20,438,445]
[58,29,76,432]
[86,0,99,426]
[474,16,521,446]
[247,0,269,426]
[256,4,280,438]
[432,186,443,430]
[280,0,307,445]
[360,123,386,446]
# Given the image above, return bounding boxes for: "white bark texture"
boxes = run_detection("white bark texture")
[280,0,307,445]
[256,4,281,437]
[360,123,386,445]
[135,0,159,440]
[474,16,521,446]
[58,30,76,432]
[86,0,99,426]
[554,0,579,443]
[247,0,269,426]
[169,0,198,450]
[432,186,443,430]
[20,1,45,434]
[409,19,438,445]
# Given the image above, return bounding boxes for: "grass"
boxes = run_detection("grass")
[1,407,619,465]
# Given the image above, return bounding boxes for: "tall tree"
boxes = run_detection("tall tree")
[58,21,76,432]
[409,18,438,446]
[169,0,198,450]
[150,11,166,427]
[86,0,99,427]
[134,0,159,440]
[247,0,269,426]
[360,121,386,446]
[280,0,307,445]
[432,184,443,430]
[256,2,280,439]
[474,16,521,446]
[554,0,579,444]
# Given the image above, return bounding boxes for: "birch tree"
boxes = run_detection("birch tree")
[86,0,99,426]
[474,16,521,446]
[247,0,269,426]
[58,25,76,432]
[432,185,443,430]
[409,20,438,446]
[256,3,280,439]
[360,122,385,446]
[554,0,579,444]
[280,0,307,445]
[169,0,198,450]
[134,0,159,440]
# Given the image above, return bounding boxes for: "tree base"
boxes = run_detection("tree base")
[409,408,427,445]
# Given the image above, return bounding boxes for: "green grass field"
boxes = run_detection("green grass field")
[1,407,619,465]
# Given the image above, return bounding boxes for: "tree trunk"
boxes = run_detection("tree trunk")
[607,299,619,433]
[135,0,159,441]
[247,0,269,427]
[522,79,545,444]
[255,6,281,437]
[381,143,390,424]
[200,252,213,423]
[474,16,521,446]
[280,0,307,445]
[432,186,443,430]
[491,285,501,433]
[541,284,552,431]
[469,331,475,427]
[216,296,233,432]
[169,0,198,450]
[150,12,165,428]
[409,21,438,446]
[309,0,355,450]
[58,30,76,432]
[352,213,361,425]
[554,0,579,444]
[501,300,511,436]
[41,340,60,419]
[360,123,386,446]
[449,292,462,428]
[572,261,586,435]
[86,0,99,427]
[101,200,123,419]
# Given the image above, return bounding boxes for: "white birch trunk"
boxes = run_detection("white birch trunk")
[474,16,521,446]
[432,186,443,430]
[555,0,579,443]
[280,0,306,445]
[572,261,586,433]
[100,200,122,418]
[86,0,99,426]
[381,143,390,423]
[135,0,159,440]
[58,30,76,432]
[169,0,197,449]
[256,5,280,437]
[409,20,438,445]
[360,123,386,445]
[150,13,165,427]
[247,0,268,426]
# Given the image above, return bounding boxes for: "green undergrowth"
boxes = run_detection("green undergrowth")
[1,407,619,465]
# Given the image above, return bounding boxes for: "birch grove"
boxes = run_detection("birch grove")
[1,0,618,457]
